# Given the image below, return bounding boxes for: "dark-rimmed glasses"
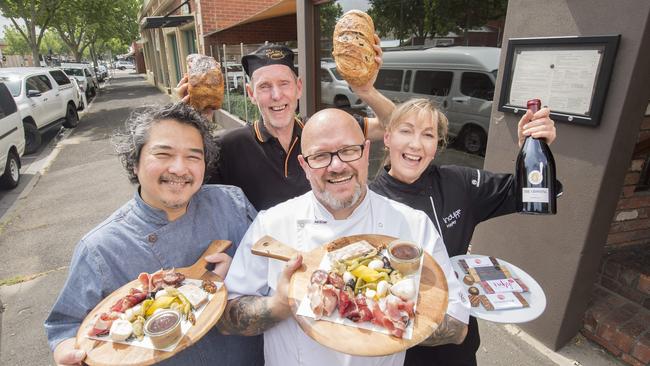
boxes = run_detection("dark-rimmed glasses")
[303,144,365,169]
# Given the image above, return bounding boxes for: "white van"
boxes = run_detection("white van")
[376,47,500,154]
[0,82,25,189]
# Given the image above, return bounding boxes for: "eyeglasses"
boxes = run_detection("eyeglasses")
[303,144,365,169]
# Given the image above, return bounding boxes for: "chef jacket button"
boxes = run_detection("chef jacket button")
[378,223,383,228]
[148,234,157,243]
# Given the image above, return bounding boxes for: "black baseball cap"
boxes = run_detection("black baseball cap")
[242,44,297,77]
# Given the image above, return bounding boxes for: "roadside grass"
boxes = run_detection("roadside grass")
[0,266,68,287]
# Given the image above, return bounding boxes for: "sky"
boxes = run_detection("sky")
[0,15,12,39]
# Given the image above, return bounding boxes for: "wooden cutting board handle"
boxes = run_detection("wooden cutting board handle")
[252,235,298,262]
[184,240,232,279]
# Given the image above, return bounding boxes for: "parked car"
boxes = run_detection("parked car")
[61,63,98,98]
[0,82,25,189]
[223,63,245,91]
[377,46,500,154]
[96,65,108,81]
[115,60,135,70]
[320,61,366,109]
[0,67,80,154]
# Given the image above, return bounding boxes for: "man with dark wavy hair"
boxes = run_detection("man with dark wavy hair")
[44,102,263,366]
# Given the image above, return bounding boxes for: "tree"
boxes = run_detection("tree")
[368,0,507,46]
[0,0,63,65]
[3,26,31,55]
[436,0,508,45]
[51,0,140,63]
[320,2,343,39]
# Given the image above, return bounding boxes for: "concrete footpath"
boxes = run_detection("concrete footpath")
[0,72,623,365]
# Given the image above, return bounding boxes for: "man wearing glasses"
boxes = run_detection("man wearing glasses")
[219,108,469,366]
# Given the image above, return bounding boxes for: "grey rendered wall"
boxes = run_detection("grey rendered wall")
[473,0,650,349]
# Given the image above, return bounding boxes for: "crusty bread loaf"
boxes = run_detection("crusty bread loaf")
[186,54,224,111]
[332,10,378,88]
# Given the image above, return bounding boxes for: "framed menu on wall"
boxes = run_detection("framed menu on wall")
[498,35,620,127]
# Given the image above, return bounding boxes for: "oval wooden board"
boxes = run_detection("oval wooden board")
[288,234,448,356]
[76,240,230,366]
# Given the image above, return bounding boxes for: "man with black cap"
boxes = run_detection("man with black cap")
[178,41,392,211]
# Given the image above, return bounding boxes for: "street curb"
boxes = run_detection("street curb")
[503,324,581,366]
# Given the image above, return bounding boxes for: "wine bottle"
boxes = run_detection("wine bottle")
[515,99,557,214]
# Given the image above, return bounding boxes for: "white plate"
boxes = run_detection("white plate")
[450,254,546,323]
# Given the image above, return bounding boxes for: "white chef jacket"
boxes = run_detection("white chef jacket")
[226,189,470,366]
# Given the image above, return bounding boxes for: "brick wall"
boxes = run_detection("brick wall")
[608,113,650,249]
[199,0,282,36]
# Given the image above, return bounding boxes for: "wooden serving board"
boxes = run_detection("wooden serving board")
[252,234,449,356]
[76,240,231,366]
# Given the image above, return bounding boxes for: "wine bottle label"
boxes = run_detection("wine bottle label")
[522,188,549,203]
[528,170,543,185]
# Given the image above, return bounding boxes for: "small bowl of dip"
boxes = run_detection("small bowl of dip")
[387,240,423,275]
[144,309,182,349]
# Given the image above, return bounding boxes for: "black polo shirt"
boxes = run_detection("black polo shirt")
[209,116,368,210]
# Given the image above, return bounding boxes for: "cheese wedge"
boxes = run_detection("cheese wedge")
[177,284,208,309]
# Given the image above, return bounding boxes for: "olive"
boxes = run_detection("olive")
[382,256,392,270]
[346,279,356,289]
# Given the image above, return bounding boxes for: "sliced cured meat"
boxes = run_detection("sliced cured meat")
[321,284,339,317]
[88,312,120,337]
[327,272,345,289]
[110,288,147,313]
[310,270,329,285]
[163,271,185,286]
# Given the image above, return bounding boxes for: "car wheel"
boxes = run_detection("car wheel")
[334,95,351,108]
[460,126,487,155]
[89,87,96,98]
[0,151,20,189]
[24,123,42,154]
[63,103,79,128]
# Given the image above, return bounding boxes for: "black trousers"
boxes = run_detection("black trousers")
[404,316,479,366]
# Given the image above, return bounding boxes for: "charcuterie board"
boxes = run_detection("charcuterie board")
[75,240,230,366]
[252,234,448,356]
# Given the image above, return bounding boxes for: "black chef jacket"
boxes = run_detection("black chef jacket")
[210,116,368,211]
[370,164,562,366]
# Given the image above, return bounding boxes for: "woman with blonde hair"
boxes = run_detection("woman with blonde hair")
[369,98,558,366]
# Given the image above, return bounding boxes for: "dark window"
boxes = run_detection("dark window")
[330,68,343,80]
[37,75,53,90]
[49,70,71,85]
[461,72,495,101]
[403,70,412,92]
[413,70,452,96]
[320,69,332,82]
[26,76,50,93]
[375,69,403,91]
[0,83,18,119]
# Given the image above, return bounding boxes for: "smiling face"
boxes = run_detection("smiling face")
[247,64,302,134]
[384,109,439,184]
[134,119,205,221]
[299,109,369,219]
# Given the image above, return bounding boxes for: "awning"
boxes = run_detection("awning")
[141,15,194,29]
[204,0,296,37]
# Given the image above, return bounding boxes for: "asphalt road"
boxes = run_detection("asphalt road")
[0,70,620,366]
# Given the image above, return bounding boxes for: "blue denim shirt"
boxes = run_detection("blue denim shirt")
[44,185,264,366]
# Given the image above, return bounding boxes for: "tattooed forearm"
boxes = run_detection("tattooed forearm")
[217,296,283,336]
[419,314,468,347]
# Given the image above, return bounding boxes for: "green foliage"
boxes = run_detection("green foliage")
[0,0,63,63]
[368,0,508,46]
[3,26,30,55]
[224,93,261,124]
[320,2,343,40]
